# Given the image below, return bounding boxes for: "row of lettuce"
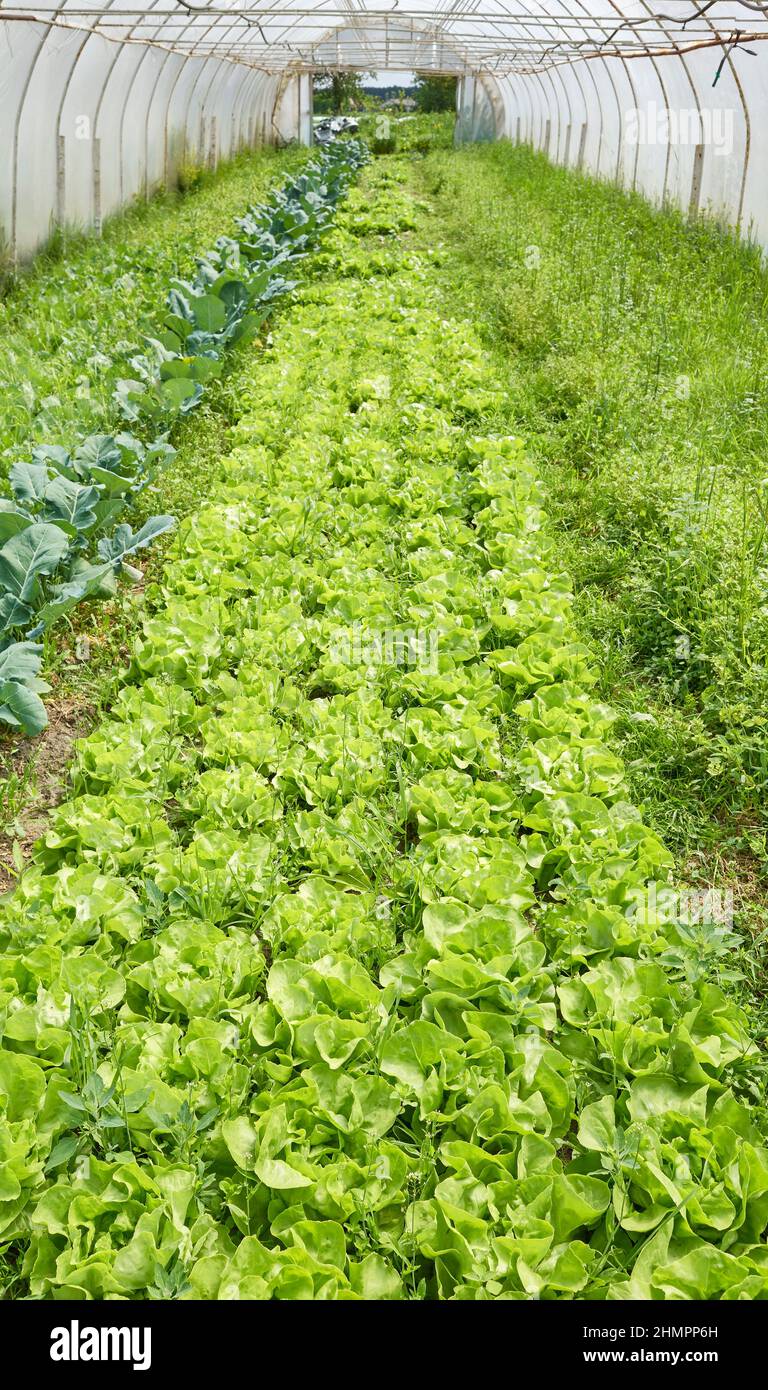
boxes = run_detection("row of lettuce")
[0,165,765,1300]
[0,140,366,738]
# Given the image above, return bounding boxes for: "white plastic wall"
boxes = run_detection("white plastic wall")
[0,13,301,263]
[456,74,504,144]
[3,3,768,260]
[496,5,768,248]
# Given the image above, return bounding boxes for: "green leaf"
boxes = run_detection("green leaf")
[216,278,249,312]
[0,592,33,635]
[113,379,146,423]
[0,522,70,602]
[73,435,123,471]
[349,1254,403,1300]
[221,1116,257,1170]
[229,310,269,345]
[0,505,33,544]
[628,1076,709,1125]
[44,1136,80,1172]
[190,294,227,334]
[287,1220,346,1269]
[161,356,222,385]
[43,475,100,533]
[166,289,194,324]
[159,378,204,414]
[0,1052,46,1120]
[31,444,70,471]
[97,515,175,565]
[0,641,43,685]
[32,561,115,632]
[163,313,193,342]
[380,1020,460,1093]
[88,464,136,497]
[59,1089,89,1113]
[0,679,47,734]
[577,1096,617,1154]
[9,462,48,505]
[254,1154,312,1190]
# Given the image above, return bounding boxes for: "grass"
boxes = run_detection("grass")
[0,757,37,841]
[356,111,455,156]
[0,147,307,472]
[413,141,768,868]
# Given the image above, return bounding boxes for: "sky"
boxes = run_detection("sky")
[365,71,416,87]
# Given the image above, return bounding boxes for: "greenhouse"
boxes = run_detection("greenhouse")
[1,0,768,1332]
[3,2,768,257]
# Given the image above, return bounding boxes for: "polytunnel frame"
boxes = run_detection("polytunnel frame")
[2,4,768,258]
[2,5,289,261]
[287,13,506,139]
[492,5,756,236]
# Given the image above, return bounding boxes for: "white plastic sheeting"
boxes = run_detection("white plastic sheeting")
[0,10,310,260]
[1,2,768,260]
[495,5,765,244]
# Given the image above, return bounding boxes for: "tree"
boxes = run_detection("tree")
[314,70,376,115]
[414,74,457,113]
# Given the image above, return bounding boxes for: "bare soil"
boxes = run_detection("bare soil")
[0,699,94,893]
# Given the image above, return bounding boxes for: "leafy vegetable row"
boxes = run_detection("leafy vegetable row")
[0,140,367,738]
[114,141,367,425]
[0,164,765,1301]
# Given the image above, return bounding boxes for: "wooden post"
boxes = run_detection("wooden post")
[577,121,588,170]
[56,134,66,228]
[689,143,705,218]
[93,137,102,235]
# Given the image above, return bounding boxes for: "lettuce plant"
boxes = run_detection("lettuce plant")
[0,165,765,1302]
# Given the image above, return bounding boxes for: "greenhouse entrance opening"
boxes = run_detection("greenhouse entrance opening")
[311,70,463,149]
